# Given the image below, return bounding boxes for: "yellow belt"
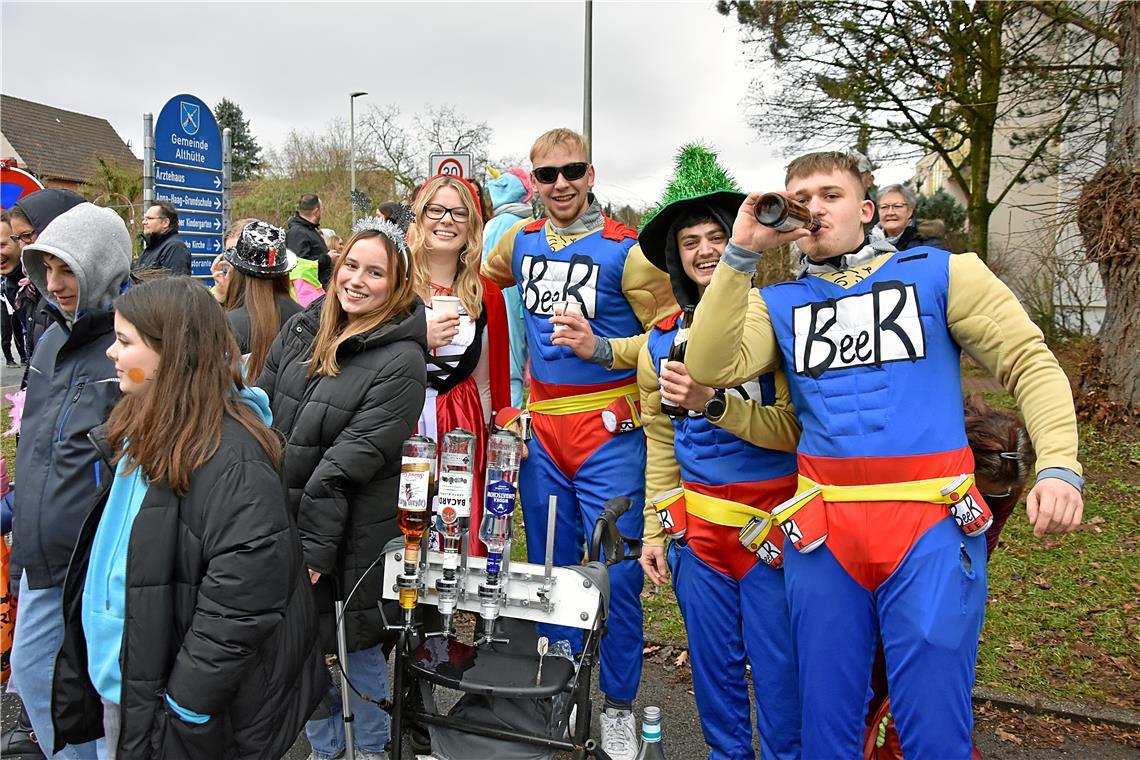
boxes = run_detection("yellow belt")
[526,382,639,416]
[683,488,773,529]
[773,474,975,524]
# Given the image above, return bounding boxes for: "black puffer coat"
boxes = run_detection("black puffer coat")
[52,419,323,759]
[257,298,427,651]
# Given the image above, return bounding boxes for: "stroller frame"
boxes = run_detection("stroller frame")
[383,496,640,760]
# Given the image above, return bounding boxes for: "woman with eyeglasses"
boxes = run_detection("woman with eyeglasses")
[876,184,946,251]
[408,175,510,555]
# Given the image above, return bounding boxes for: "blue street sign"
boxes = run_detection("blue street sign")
[184,235,223,255]
[179,211,224,235]
[154,185,223,214]
[153,163,222,194]
[191,254,215,278]
[154,94,222,171]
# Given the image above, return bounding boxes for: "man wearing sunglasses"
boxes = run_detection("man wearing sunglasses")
[482,128,676,760]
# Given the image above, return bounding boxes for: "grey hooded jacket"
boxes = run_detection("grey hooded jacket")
[14,203,133,589]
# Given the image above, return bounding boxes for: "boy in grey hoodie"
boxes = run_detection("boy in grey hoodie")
[9,203,132,759]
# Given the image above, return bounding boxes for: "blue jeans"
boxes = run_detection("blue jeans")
[9,574,102,759]
[305,644,391,758]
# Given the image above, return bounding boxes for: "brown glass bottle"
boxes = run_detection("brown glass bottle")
[755,193,822,232]
[660,306,696,420]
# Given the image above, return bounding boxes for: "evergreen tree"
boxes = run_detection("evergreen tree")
[215,98,263,180]
[915,189,966,235]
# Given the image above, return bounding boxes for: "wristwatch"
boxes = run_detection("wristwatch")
[703,389,727,422]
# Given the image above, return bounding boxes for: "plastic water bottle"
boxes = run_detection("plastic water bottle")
[634,706,666,759]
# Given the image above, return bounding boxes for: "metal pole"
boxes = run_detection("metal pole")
[583,0,593,160]
[350,96,357,224]
[335,599,357,760]
[222,127,232,234]
[349,91,367,224]
[143,113,154,213]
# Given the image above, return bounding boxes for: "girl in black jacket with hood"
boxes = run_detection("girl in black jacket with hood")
[258,217,427,759]
[52,276,322,759]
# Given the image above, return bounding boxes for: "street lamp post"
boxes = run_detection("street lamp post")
[583,0,592,160]
[350,91,368,224]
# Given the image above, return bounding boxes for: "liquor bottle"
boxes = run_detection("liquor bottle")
[659,306,695,420]
[633,706,666,759]
[437,428,477,558]
[755,192,822,232]
[479,430,524,573]
[477,430,523,643]
[436,429,475,635]
[397,435,436,572]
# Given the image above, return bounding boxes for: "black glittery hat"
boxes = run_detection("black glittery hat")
[223,220,297,278]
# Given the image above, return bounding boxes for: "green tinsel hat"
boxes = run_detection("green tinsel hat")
[639,144,744,304]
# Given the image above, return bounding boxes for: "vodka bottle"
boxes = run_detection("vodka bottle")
[479,430,524,576]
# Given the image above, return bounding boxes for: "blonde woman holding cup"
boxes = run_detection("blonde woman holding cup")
[408,175,511,555]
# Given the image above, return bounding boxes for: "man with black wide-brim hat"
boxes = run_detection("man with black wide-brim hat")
[563,144,804,759]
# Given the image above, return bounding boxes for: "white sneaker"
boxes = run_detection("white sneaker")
[600,707,637,760]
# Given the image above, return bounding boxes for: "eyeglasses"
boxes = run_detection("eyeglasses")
[423,204,470,223]
[879,203,909,212]
[533,162,589,184]
[8,231,35,245]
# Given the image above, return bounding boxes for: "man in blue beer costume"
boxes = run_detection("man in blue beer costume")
[634,146,802,760]
[686,151,1084,758]
[481,128,676,760]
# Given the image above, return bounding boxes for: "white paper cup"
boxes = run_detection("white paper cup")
[432,295,461,317]
[552,300,583,332]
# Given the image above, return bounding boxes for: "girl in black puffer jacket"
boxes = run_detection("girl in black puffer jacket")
[258,219,427,760]
[52,276,323,760]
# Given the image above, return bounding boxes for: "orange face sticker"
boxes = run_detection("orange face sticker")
[126,367,147,384]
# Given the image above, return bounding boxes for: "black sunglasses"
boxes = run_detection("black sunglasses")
[533,162,589,184]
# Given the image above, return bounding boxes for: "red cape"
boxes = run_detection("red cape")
[480,274,512,416]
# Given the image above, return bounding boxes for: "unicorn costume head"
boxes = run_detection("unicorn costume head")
[486,166,534,219]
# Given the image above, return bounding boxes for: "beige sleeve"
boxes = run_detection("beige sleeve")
[947,252,1081,475]
[639,342,678,547]
[480,219,529,287]
[712,370,801,454]
[687,263,782,388]
[622,243,679,331]
[606,332,649,371]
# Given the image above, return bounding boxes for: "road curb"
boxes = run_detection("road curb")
[973,686,1140,730]
[647,640,1140,730]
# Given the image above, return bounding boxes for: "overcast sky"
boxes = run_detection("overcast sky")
[2,0,912,208]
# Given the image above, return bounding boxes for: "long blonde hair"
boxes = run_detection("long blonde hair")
[407,175,484,318]
[308,229,417,378]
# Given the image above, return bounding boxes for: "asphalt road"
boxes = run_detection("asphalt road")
[6,652,1137,760]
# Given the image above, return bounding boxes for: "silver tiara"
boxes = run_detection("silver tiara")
[352,206,413,267]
